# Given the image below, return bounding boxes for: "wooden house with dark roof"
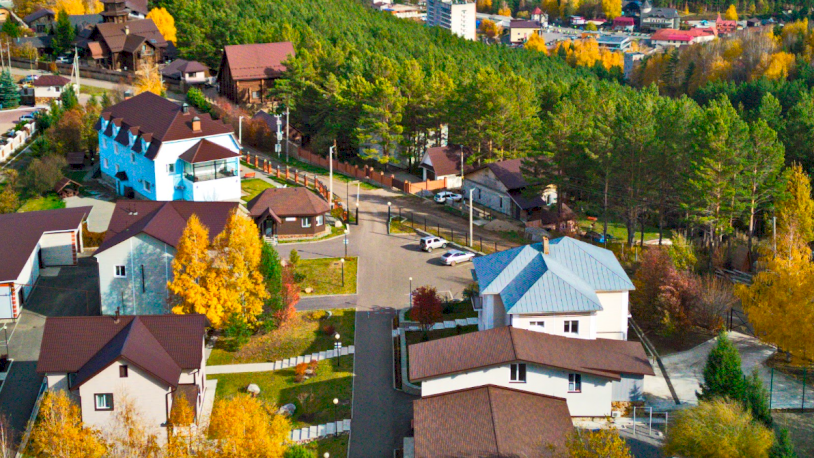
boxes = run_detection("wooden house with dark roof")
[217,42,295,105]
[36,314,207,437]
[246,187,331,238]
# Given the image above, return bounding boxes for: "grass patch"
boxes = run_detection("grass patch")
[17,193,64,212]
[303,436,349,458]
[79,86,109,97]
[389,216,415,235]
[209,356,353,428]
[294,257,357,296]
[208,309,355,365]
[577,218,672,243]
[66,169,86,184]
[241,178,274,202]
[405,300,477,322]
[405,326,478,346]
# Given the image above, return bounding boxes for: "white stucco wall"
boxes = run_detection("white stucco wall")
[419,363,614,417]
[95,234,176,316]
[509,313,596,339]
[77,360,171,431]
[595,291,629,340]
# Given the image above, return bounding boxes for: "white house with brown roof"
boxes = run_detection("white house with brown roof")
[22,75,73,104]
[95,92,241,201]
[217,42,295,105]
[418,146,472,188]
[0,207,90,320]
[161,59,211,85]
[36,315,207,438]
[408,327,654,417]
[246,187,331,239]
[93,201,237,316]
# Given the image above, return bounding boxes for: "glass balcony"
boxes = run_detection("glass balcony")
[183,159,238,183]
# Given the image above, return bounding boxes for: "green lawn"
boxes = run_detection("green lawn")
[79,86,109,97]
[303,436,349,457]
[241,178,274,202]
[405,300,477,322]
[577,218,672,243]
[208,309,355,365]
[295,257,357,296]
[17,193,65,212]
[209,356,353,428]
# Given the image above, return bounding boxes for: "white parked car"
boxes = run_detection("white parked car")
[420,236,448,252]
[434,191,463,203]
[441,250,476,266]
[19,113,35,123]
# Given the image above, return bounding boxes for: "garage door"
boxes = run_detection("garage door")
[39,231,76,266]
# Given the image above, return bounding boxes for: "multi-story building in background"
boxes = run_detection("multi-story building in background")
[426,0,475,40]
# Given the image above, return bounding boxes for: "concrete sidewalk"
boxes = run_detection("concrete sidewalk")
[208,346,355,375]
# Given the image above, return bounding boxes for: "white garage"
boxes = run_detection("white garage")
[39,231,77,267]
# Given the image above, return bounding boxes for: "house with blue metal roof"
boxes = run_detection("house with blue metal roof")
[471,236,635,340]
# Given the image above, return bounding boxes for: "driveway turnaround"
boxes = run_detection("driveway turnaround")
[0,259,100,442]
[65,195,116,232]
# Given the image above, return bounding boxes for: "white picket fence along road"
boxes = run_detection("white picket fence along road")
[290,419,351,443]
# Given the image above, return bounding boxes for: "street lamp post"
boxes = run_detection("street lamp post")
[355,202,359,226]
[332,398,339,435]
[238,116,244,146]
[409,277,413,309]
[344,229,349,258]
[2,323,8,357]
[324,453,330,458]
[334,332,342,368]
[387,201,392,234]
[340,258,345,287]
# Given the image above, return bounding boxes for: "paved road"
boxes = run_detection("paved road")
[0,259,100,444]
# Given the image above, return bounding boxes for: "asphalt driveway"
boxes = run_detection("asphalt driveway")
[0,258,100,444]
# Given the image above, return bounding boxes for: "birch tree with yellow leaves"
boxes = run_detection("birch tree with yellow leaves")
[134,62,166,96]
[209,395,290,458]
[28,391,106,458]
[169,215,221,326]
[147,7,177,44]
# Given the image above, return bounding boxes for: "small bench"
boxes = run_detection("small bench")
[243,172,256,179]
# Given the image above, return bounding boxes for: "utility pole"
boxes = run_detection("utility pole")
[275,114,282,159]
[460,144,464,184]
[469,188,474,248]
[285,100,290,162]
[238,116,244,146]
[329,141,335,209]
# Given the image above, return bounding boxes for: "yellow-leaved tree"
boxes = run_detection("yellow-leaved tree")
[28,390,107,458]
[565,429,632,457]
[209,211,269,326]
[134,62,166,96]
[146,7,177,44]
[724,4,738,20]
[756,51,795,80]
[209,394,290,458]
[497,4,511,16]
[479,19,503,39]
[542,0,559,18]
[56,0,85,14]
[476,0,492,12]
[169,214,222,325]
[736,165,814,360]
[601,0,622,20]
[524,32,548,53]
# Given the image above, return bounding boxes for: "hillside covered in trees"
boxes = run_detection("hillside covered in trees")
[160,0,800,249]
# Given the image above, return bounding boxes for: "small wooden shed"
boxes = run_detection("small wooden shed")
[54,177,82,198]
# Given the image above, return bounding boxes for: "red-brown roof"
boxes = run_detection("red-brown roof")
[91,18,167,54]
[247,187,330,218]
[651,28,715,42]
[0,207,91,282]
[178,139,240,163]
[221,42,295,81]
[421,146,473,178]
[31,75,71,87]
[409,327,654,382]
[96,92,234,160]
[94,201,237,255]
[413,386,573,458]
[36,315,206,384]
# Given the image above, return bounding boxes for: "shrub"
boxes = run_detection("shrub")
[284,445,315,458]
[306,310,327,321]
[24,155,67,195]
[186,87,211,113]
[442,301,455,314]
[81,222,106,248]
[223,314,252,351]
[322,324,336,336]
[412,285,442,333]
[289,249,300,267]
[463,282,479,302]
[308,359,318,373]
[294,362,308,382]
[293,271,306,283]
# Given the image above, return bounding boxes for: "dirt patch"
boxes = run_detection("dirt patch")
[483,219,523,232]
[774,411,814,457]
[629,326,715,357]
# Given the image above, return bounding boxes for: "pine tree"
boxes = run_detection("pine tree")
[260,242,283,315]
[52,9,76,57]
[741,119,784,256]
[0,70,19,109]
[743,369,773,428]
[770,427,797,458]
[697,332,745,403]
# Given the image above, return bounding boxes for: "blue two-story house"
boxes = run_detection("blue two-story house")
[95,92,241,202]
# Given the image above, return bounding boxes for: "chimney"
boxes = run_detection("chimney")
[181,102,189,114]
[114,307,120,324]
[191,116,201,132]
[124,25,129,35]
[542,236,549,255]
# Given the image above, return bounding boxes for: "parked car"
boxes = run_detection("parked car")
[434,191,463,203]
[19,113,35,123]
[586,231,615,244]
[441,250,476,266]
[56,56,71,64]
[19,75,39,84]
[420,236,448,252]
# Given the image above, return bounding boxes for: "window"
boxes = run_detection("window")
[144,181,151,192]
[568,373,582,392]
[301,217,311,228]
[114,144,119,154]
[94,393,113,410]
[530,321,545,328]
[55,86,61,93]
[130,152,135,163]
[115,265,126,277]
[166,163,175,174]
[564,320,579,334]
[510,363,526,383]
[316,215,324,226]
[119,365,128,377]
[104,158,109,168]
[252,91,260,99]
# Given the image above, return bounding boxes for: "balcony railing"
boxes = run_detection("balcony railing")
[184,168,237,183]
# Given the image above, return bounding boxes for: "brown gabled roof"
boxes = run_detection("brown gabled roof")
[36,315,205,382]
[94,201,237,255]
[409,327,654,382]
[88,41,104,59]
[178,139,240,164]
[247,187,330,218]
[413,385,573,458]
[0,207,91,282]
[96,92,234,160]
[92,18,166,53]
[23,8,54,24]
[221,42,295,81]
[421,146,473,178]
[54,177,82,193]
[125,0,148,16]
[31,75,71,87]
[162,59,210,79]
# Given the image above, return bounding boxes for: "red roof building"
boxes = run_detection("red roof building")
[217,42,296,105]
[650,27,716,46]
[716,12,738,34]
